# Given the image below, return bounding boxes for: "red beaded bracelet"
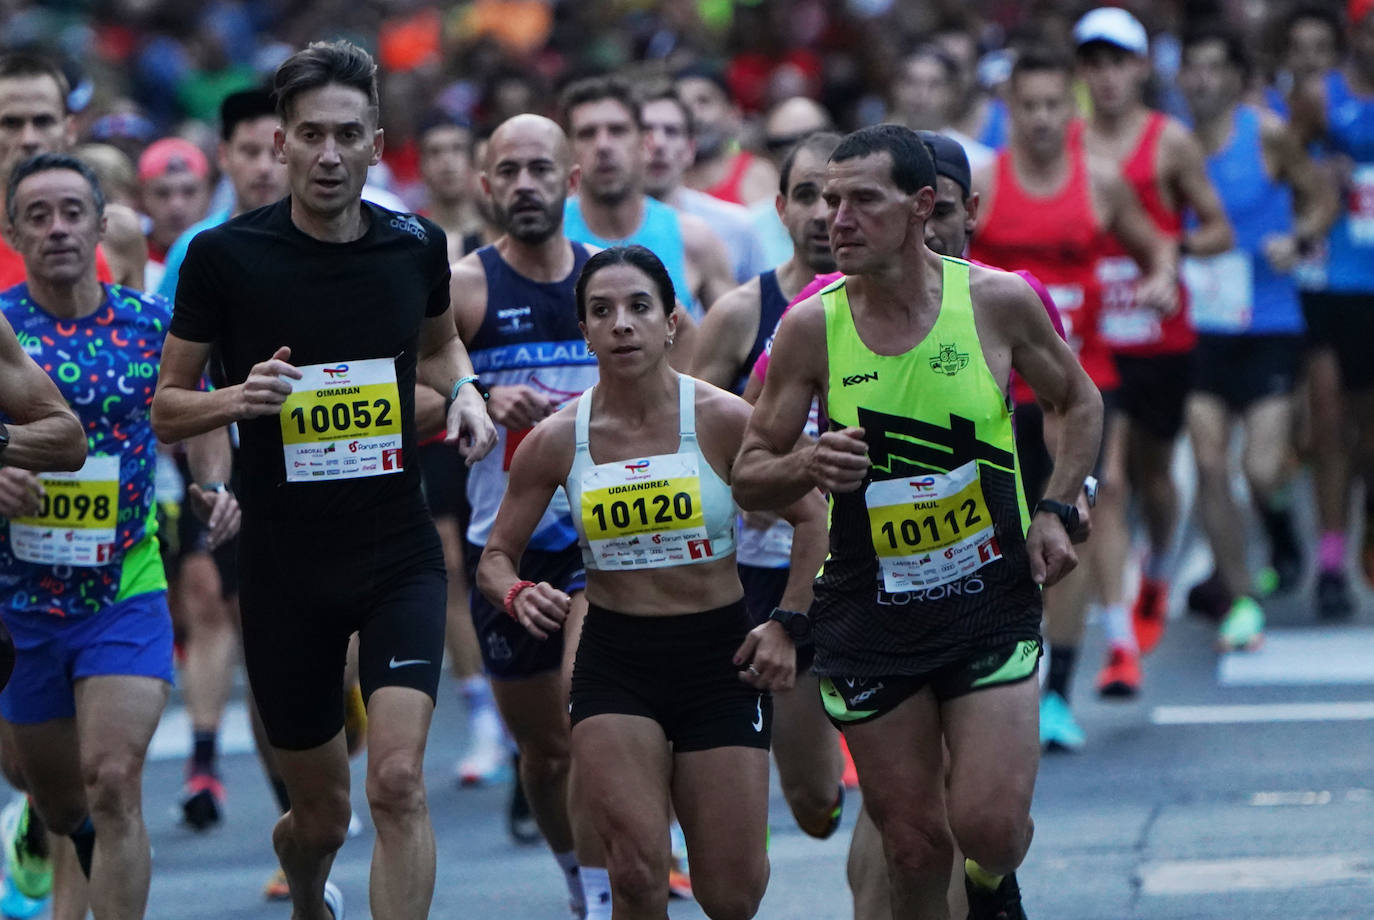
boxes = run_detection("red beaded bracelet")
[504,580,536,619]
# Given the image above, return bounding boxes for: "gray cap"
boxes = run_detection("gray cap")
[915,130,971,198]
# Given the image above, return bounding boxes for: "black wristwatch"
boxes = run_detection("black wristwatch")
[768,607,812,643]
[1033,498,1079,534]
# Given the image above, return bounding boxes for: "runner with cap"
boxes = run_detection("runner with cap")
[137,138,210,292]
[1072,7,1234,676]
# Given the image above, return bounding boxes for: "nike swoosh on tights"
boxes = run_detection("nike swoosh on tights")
[752,695,764,732]
[389,657,431,669]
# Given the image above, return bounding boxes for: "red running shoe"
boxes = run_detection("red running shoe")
[839,734,859,789]
[1095,645,1142,699]
[1132,577,1169,655]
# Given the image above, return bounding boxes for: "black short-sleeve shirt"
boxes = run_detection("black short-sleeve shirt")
[171,198,450,521]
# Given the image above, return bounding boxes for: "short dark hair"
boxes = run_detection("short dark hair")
[7,152,105,226]
[558,75,641,132]
[0,53,70,114]
[417,110,473,145]
[1281,3,1344,52]
[1010,45,1075,86]
[638,82,695,138]
[1181,21,1252,80]
[779,131,843,196]
[575,245,676,323]
[900,45,960,85]
[673,63,731,99]
[272,40,379,125]
[829,124,936,196]
[219,88,276,142]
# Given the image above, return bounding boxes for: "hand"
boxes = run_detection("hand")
[733,620,796,691]
[238,346,300,419]
[487,384,557,430]
[1136,274,1179,318]
[807,427,870,493]
[446,386,498,466]
[1070,490,1092,544]
[0,469,43,518]
[1261,233,1301,274]
[1026,513,1078,587]
[510,581,572,640]
[187,484,241,550]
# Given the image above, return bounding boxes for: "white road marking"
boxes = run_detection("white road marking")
[1151,701,1374,725]
[148,701,256,762]
[1139,854,1374,895]
[1219,629,1374,685]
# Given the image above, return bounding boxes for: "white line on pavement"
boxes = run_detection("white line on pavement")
[1151,701,1374,725]
[1139,854,1374,895]
[1218,628,1374,685]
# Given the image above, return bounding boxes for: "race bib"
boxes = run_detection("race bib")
[280,358,403,483]
[10,455,119,566]
[1182,250,1253,333]
[865,460,1002,591]
[1348,163,1374,246]
[1096,256,1162,347]
[579,452,712,570]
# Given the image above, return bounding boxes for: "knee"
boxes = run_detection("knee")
[878,816,954,880]
[517,736,570,785]
[782,779,840,839]
[282,792,351,854]
[366,751,427,821]
[82,754,143,820]
[949,805,1033,874]
[1243,454,1284,501]
[696,862,767,920]
[1193,449,1230,488]
[605,844,667,912]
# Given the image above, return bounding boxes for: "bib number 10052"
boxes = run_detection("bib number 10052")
[288,398,393,436]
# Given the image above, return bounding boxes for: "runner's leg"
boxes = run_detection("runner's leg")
[672,745,770,919]
[364,686,436,920]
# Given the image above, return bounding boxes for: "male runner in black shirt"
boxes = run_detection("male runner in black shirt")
[151,40,496,920]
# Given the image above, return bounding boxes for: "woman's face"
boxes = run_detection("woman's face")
[580,262,676,372]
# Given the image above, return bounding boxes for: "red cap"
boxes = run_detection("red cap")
[137,138,209,183]
[1353,0,1374,25]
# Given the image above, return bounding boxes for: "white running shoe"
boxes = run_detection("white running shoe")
[323,880,345,920]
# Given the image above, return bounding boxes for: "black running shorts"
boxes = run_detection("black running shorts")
[571,601,773,752]
[1114,352,1192,439]
[467,542,586,680]
[1191,334,1302,412]
[238,510,446,751]
[818,638,1042,728]
[1302,291,1374,392]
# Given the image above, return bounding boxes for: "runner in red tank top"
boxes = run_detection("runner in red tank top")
[1074,7,1233,690]
[971,46,1178,749]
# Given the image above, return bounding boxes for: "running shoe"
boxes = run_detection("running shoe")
[0,875,46,919]
[1,796,51,900]
[1038,691,1085,753]
[965,870,1028,920]
[507,754,540,845]
[1316,570,1354,621]
[1217,597,1265,652]
[343,683,367,757]
[180,772,224,831]
[323,879,345,920]
[667,864,693,900]
[263,867,290,901]
[838,734,859,789]
[454,728,510,787]
[1095,645,1141,699]
[1131,576,1169,655]
[1186,571,1230,622]
[815,784,845,840]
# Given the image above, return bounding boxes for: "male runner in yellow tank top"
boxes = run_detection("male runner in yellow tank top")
[734,124,1103,920]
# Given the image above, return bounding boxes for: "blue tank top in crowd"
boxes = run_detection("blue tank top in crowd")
[978,98,1010,151]
[1197,106,1302,335]
[563,196,700,318]
[0,284,169,618]
[735,269,788,395]
[1324,70,1374,292]
[465,243,599,551]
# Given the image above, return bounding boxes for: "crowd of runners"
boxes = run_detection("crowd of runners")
[0,1,1367,918]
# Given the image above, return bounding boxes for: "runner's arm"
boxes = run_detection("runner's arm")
[1098,166,1178,315]
[775,487,828,615]
[1165,123,1233,256]
[689,281,759,389]
[183,425,240,547]
[417,307,498,463]
[151,335,248,442]
[733,297,860,510]
[476,415,574,639]
[1264,111,1341,250]
[0,311,85,471]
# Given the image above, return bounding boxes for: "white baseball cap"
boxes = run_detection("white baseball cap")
[1073,7,1149,56]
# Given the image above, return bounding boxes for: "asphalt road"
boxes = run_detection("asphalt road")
[8,467,1374,919]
